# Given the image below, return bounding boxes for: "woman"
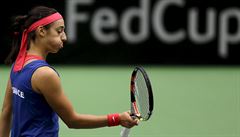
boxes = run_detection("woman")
[0,6,138,137]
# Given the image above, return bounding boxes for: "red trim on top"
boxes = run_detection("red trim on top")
[24,54,44,63]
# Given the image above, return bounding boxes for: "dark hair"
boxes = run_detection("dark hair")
[5,6,58,65]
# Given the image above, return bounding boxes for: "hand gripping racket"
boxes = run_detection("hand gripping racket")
[120,66,154,137]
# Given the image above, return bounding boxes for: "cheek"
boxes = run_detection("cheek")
[47,38,62,52]
[48,38,61,47]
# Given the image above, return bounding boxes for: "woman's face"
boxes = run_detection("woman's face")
[43,19,67,53]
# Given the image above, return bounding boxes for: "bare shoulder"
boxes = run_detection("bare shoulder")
[33,66,60,83]
[34,66,58,77]
[32,66,61,94]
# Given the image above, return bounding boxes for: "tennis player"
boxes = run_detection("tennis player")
[0,6,138,137]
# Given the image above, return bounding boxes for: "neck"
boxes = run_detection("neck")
[27,51,46,60]
[27,42,47,60]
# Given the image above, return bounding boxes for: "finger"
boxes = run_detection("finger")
[135,119,140,125]
[122,122,132,128]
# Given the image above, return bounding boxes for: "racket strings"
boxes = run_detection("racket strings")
[134,72,150,120]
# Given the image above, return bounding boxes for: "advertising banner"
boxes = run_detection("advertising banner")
[1,0,240,65]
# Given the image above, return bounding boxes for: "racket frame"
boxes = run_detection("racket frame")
[130,66,154,121]
[120,66,154,137]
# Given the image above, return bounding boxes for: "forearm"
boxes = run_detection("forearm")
[65,112,138,129]
[66,113,108,129]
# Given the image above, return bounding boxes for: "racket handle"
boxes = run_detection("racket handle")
[120,127,131,137]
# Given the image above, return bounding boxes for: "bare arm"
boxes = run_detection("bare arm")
[0,78,12,137]
[32,67,138,129]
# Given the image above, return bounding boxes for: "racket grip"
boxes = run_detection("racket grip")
[120,127,131,137]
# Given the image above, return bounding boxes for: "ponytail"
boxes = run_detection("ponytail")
[5,15,28,65]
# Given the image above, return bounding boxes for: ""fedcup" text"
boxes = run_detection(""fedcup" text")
[66,0,240,58]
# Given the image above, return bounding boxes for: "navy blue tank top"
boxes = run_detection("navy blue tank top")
[10,60,59,137]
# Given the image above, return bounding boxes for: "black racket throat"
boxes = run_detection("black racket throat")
[130,91,136,102]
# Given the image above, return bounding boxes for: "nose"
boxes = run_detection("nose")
[61,32,67,42]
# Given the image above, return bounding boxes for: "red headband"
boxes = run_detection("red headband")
[13,12,63,72]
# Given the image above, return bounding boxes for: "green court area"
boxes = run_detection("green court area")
[0,65,239,137]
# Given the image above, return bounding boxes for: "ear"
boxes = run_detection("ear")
[36,26,46,37]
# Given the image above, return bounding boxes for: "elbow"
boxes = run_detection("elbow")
[66,124,73,129]
[63,119,76,129]
[66,122,76,129]
[1,105,12,116]
[63,114,79,129]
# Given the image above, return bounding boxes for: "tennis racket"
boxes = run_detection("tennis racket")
[120,66,154,137]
